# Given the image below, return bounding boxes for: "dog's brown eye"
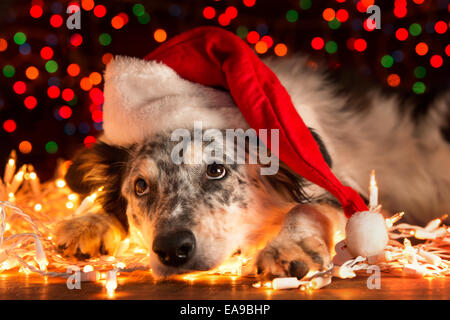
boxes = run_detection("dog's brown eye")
[135,178,149,196]
[206,163,226,180]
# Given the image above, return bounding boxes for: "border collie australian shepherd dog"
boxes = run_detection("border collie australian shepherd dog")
[55,55,450,279]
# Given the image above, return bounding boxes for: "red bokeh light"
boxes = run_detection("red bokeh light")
[434,21,448,34]
[225,6,238,19]
[93,5,107,18]
[243,0,256,7]
[59,106,72,119]
[62,88,75,101]
[92,110,103,123]
[89,88,104,105]
[50,14,63,28]
[261,35,273,48]
[47,86,60,99]
[84,135,97,148]
[40,46,54,60]
[203,6,215,19]
[353,38,367,52]
[247,31,260,44]
[395,28,408,41]
[311,37,324,50]
[393,6,407,18]
[13,81,26,95]
[218,14,230,26]
[70,34,83,47]
[430,55,443,68]
[336,9,349,22]
[30,5,43,18]
[3,119,16,133]
[24,96,37,110]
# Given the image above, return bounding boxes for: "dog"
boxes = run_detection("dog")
[55,55,450,279]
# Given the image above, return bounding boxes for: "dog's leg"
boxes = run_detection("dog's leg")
[55,211,126,260]
[256,203,345,280]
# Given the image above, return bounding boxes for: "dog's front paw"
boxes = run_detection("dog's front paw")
[55,212,125,260]
[256,236,330,280]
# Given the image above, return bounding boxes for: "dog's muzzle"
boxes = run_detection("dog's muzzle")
[152,229,196,267]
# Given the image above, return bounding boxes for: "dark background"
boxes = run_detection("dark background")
[0,0,449,181]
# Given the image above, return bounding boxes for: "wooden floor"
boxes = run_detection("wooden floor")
[0,271,448,300]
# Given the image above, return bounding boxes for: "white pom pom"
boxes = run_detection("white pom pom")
[345,211,388,257]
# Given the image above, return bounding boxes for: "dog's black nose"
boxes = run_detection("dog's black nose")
[152,230,196,267]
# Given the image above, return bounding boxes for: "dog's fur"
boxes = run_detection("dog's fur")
[56,56,450,279]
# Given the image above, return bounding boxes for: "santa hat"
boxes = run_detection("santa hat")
[102,26,368,218]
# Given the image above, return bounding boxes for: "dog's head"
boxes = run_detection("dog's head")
[65,128,330,277]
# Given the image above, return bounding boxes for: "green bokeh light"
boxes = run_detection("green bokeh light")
[286,10,299,23]
[328,18,341,29]
[414,66,426,79]
[381,55,394,68]
[45,60,58,73]
[412,81,426,94]
[409,23,422,36]
[299,0,312,10]
[236,26,248,39]
[132,3,145,17]
[325,41,337,54]
[138,12,150,24]
[13,32,26,45]
[45,141,58,154]
[99,33,112,46]
[2,65,15,78]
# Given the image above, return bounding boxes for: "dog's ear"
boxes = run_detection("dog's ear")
[65,142,130,231]
[65,142,128,194]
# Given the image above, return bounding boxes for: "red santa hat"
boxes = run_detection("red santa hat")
[102,26,368,218]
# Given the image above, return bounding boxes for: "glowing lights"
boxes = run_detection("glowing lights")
[111,15,124,29]
[45,60,59,73]
[255,41,268,54]
[84,135,96,147]
[3,65,15,78]
[415,42,429,56]
[325,41,338,54]
[80,77,93,91]
[335,9,349,22]
[381,55,394,68]
[286,10,299,23]
[328,18,341,30]
[243,0,256,7]
[62,89,75,102]
[395,28,408,41]
[70,34,83,47]
[59,106,73,119]
[89,88,104,105]
[353,38,367,52]
[387,74,401,87]
[44,141,58,155]
[132,3,145,16]
[446,44,450,57]
[24,96,37,110]
[13,32,27,45]
[412,81,426,94]
[430,55,443,68]
[154,29,167,43]
[203,6,215,20]
[19,141,32,154]
[30,5,43,18]
[99,33,112,46]
[93,4,107,18]
[67,64,80,77]
[137,12,150,24]
[434,21,447,34]
[13,81,27,95]
[246,31,260,44]
[274,43,288,57]
[91,110,103,123]
[414,66,426,78]
[102,53,114,65]
[40,46,54,60]
[81,0,95,11]
[25,66,39,80]
[311,37,324,50]
[409,23,422,36]
[393,5,407,18]
[226,6,238,19]
[261,35,273,48]
[56,178,66,188]
[50,14,63,28]
[89,72,102,85]
[3,120,16,133]
[47,86,60,99]
[0,38,7,52]
[299,0,312,10]
[322,8,335,22]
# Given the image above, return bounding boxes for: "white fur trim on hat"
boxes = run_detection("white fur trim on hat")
[102,55,248,146]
